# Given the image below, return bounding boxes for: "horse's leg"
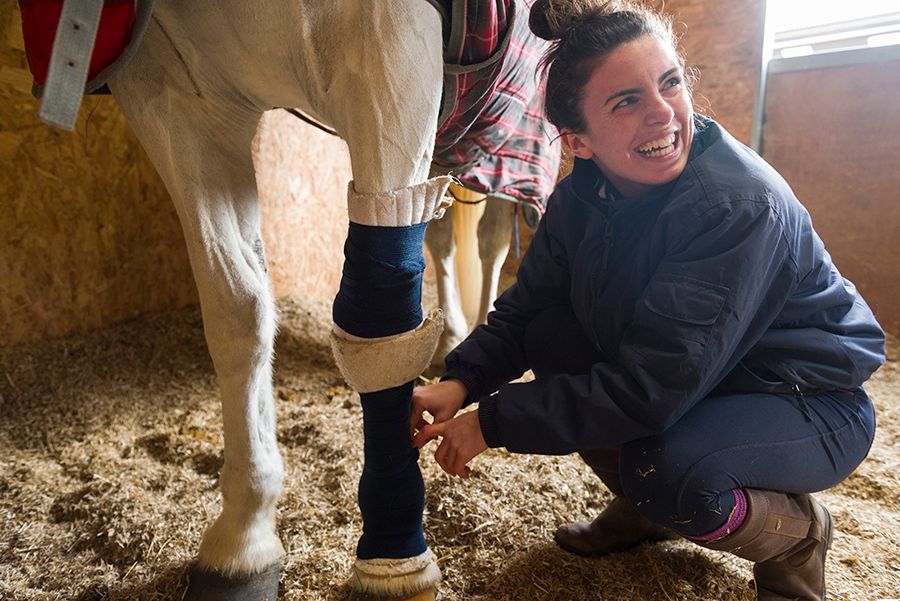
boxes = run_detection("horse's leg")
[324,7,448,599]
[474,197,515,325]
[109,23,281,601]
[424,204,468,375]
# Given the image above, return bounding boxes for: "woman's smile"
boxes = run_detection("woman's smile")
[563,35,694,198]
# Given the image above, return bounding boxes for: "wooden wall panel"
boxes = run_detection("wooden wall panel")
[255,112,352,303]
[762,59,900,336]
[661,0,766,144]
[1,1,353,345]
[1,0,197,346]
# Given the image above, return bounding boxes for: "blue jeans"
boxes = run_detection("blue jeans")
[524,306,876,535]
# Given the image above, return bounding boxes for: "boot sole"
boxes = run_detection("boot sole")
[553,525,678,558]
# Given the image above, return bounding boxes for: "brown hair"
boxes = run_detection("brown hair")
[529,0,684,133]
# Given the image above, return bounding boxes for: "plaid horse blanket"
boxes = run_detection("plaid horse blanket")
[429,0,560,215]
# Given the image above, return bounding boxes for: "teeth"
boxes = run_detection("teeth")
[636,133,676,154]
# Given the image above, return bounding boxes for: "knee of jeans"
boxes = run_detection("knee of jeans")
[618,437,700,527]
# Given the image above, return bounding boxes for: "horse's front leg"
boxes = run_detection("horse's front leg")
[324,7,448,598]
[110,22,281,600]
[330,183,449,598]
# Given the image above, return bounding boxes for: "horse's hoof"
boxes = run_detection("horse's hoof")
[184,561,281,601]
[348,587,437,601]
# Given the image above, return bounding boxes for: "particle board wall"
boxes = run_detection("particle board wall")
[1,0,196,346]
[761,59,900,336]
[254,112,352,304]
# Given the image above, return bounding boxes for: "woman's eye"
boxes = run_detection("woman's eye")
[613,96,638,110]
[662,77,682,93]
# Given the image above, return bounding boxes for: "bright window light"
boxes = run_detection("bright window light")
[780,45,814,58]
[869,31,900,46]
[767,1,900,58]
[768,1,899,32]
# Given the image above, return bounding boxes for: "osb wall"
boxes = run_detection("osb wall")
[762,59,900,336]
[1,0,196,346]
[1,1,353,346]
[255,113,352,303]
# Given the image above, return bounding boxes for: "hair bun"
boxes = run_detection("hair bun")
[529,0,620,41]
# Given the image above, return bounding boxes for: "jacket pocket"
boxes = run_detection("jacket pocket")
[640,273,728,345]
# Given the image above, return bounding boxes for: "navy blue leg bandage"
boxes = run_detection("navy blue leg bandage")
[357,382,427,559]
[333,222,427,338]
[333,222,430,559]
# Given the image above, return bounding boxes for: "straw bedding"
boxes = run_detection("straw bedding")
[1,288,897,601]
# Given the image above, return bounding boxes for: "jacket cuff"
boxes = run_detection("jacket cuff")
[440,369,481,408]
[477,396,502,448]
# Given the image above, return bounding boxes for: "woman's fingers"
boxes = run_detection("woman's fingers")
[435,438,458,477]
[413,422,444,449]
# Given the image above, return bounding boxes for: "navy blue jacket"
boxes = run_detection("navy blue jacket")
[443,117,885,455]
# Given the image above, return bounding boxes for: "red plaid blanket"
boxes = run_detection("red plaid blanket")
[431,0,560,214]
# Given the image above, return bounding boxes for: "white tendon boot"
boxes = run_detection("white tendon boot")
[331,176,451,601]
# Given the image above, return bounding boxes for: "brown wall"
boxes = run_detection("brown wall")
[1,0,196,345]
[662,0,766,145]
[762,58,900,336]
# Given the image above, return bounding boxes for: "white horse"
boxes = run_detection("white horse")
[30,1,551,599]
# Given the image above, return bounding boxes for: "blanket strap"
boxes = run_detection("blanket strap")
[39,0,104,130]
[38,0,155,131]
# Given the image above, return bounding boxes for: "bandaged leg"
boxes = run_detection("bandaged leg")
[331,178,450,597]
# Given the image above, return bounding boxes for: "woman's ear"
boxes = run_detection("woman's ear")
[561,131,594,160]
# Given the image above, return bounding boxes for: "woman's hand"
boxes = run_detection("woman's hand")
[410,379,468,437]
[413,409,488,479]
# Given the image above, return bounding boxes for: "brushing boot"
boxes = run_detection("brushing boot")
[554,448,677,557]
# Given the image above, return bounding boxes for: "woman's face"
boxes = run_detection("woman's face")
[564,35,694,198]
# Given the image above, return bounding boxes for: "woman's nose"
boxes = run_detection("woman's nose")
[645,92,675,125]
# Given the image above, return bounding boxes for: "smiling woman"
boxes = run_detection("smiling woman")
[409,1,887,600]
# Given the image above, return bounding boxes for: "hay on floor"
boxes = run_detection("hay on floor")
[1,293,898,601]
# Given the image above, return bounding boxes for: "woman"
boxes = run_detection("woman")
[410,1,885,599]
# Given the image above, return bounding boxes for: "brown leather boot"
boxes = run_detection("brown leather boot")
[696,489,833,601]
[554,448,677,557]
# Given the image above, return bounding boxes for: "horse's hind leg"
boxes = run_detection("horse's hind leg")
[109,22,280,600]
[424,204,469,374]
[475,197,515,325]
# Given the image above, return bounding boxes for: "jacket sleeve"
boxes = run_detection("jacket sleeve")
[478,195,800,454]
[442,189,573,404]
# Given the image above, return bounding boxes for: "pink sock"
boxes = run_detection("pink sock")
[686,488,748,542]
